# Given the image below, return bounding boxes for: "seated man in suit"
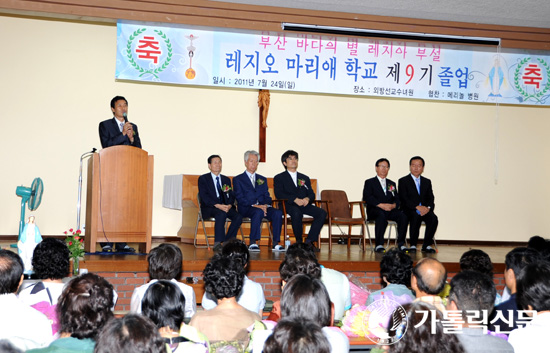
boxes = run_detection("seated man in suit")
[274,150,326,250]
[198,155,243,251]
[363,158,408,253]
[398,156,438,253]
[233,150,284,252]
[97,95,141,253]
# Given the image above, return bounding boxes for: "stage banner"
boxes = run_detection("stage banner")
[116,21,550,106]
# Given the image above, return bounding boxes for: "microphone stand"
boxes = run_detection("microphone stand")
[77,148,97,231]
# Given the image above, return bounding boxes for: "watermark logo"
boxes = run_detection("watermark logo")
[364,298,408,345]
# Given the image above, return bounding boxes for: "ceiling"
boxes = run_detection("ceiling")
[211,0,550,29]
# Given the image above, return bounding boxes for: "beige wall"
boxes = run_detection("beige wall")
[1,15,549,242]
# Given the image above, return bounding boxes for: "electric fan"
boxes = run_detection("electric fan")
[16,177,44,237]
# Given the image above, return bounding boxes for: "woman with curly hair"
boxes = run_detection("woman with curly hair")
[366,248,415,306]
[27,273,114,353]
[189,254,261,347]
[18,238,70,336]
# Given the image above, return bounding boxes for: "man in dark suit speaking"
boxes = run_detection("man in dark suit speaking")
[363,158,408,253]
[99,96,142,149]
[274,150,326,249]
[398,156,438,253]
[198,155,243,251]
[233,150,284,252]
[97,95,141,253]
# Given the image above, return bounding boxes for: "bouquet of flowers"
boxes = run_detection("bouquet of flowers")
[64,228,85,260]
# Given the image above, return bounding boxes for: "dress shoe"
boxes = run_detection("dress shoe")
[117,245,136,253]
[375,245,385,253]
[422,246,436,253]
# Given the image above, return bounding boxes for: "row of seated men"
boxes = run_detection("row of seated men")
[200,150,439,254]
[3,236,549,352]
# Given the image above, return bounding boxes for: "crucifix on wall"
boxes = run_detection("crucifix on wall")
[258,89,270,162]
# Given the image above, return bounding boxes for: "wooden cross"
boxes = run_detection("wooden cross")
[258,89,270,162]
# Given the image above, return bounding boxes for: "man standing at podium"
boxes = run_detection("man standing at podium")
[97,96,140,252]
[99,96,142,149]
[198,155,243,251]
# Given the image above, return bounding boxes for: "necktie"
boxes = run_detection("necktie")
[415,177,422,214]
[381,179,386,195]
[216,176,224,203]
[119,122,124,132]
[251,175,255,188]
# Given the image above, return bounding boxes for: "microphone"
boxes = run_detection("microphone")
[92,148,97,153]
[123,112,128,123]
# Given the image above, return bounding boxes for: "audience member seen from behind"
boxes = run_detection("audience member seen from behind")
[387,301,465,353]
[27,273,114,353]
[255,274,349,353]
[367,248,415,306]
[489,247,541,334]
[94,314,165,353]
[508,261,550,353]
[411,257,447,313]
[202,239,265,315]
[527,235,550,262]
[267,243,322,322]
[142,280,209,353]
[18,238,70,336]
[459,249,501,305]
[263,317,331,353]
[130,243,196,318]
[190,254,261,348]
[0,250,52,351]
[446,271,514,353]
[290,242,352,321]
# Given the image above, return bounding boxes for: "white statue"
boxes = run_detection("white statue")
[18,215,43,274]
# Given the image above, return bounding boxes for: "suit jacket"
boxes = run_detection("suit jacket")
[274,171,315,207]
[99,117,142,149]
[198,173,235,207]
[233,172,272,215]
[398,174,435,213]
[362,176,400,219]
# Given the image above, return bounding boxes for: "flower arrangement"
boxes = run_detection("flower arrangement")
[222,184,232,192]
[256,178,265,186]
[341,305,373,337]
[64,228,85,260]
[298,179,306,187]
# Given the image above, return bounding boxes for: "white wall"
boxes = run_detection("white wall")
[1,14,549,242]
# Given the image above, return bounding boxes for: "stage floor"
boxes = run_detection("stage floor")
[74,240,514,273]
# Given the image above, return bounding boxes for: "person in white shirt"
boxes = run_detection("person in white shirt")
[130,243,196,318]
[0,250,52,351]
[202,239,265,315]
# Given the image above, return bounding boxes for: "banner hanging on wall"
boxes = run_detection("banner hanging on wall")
[116,21,550,106]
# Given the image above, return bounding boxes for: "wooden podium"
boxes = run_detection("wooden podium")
[85,146,154,253]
